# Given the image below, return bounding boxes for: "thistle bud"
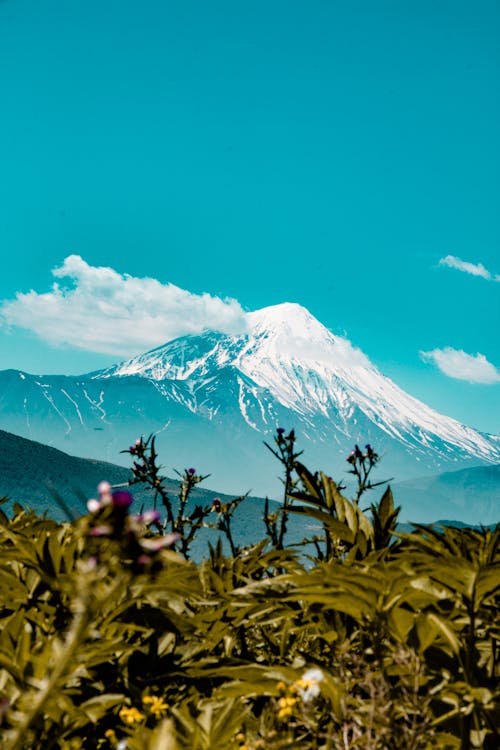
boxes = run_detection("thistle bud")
[111,490,134,509]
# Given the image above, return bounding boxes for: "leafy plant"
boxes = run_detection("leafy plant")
[0,431,498,750]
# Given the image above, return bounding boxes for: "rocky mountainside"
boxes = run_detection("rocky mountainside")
[0,303,498,497]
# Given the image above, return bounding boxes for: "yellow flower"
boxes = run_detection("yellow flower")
[142,694,169,719]
[277,705,293,720]
[104,729,116,740]
[119,706,145,725]
[278,696,297,709]
[295,678,313,690]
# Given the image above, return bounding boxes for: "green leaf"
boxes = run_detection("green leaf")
[287,506,355,544]
[79,693,125,723]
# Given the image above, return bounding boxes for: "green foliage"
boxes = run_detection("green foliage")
[0,430,499,750]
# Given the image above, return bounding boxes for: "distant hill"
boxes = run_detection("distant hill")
[0,427,149,519]
[393,464,500,526]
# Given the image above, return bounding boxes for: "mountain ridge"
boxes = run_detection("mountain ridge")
[0,302,498,497]
[0,428,497,526]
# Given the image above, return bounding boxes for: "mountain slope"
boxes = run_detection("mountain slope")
[1,429,498,530]
[0,429,287,557]
[97,303,500,480]
[0,303,498,497]
[393,463,500,526]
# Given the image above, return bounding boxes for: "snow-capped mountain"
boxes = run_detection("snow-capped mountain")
[1,303,499,497]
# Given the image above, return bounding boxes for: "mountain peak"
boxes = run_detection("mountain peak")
[244,302,372,371]
[248,302,316,328]
[247,302,331,344]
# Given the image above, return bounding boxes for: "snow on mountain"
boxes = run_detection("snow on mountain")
[0,302,498,499]
[99,302,499,467]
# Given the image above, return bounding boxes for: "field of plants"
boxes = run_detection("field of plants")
[0,431,499,750]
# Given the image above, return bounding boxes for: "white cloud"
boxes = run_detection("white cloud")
[420,347,500,384]
[0,255,248,356]
[439,254,500,281]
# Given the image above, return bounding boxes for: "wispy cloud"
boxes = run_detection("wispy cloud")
[439,255,500,281]
[421,347,500,384]
[0,255,248,356]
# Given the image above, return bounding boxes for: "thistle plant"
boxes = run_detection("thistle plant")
[264,428,302,549]
[126,434,248,559]
[346,443,391,503]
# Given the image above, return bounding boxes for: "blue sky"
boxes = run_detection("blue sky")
[0,0,499,433]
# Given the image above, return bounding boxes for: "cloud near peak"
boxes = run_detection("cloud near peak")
[420,347,500,385]
[439,255,500,281]
[0,255,248,356]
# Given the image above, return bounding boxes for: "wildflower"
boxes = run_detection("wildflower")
[140,533,179,552]
[276,427,285,434]
[90,525,113,537]
[211,497,221,511]
[119,706,145,725]
[346,450,356,464]
[135,553,153,570]
[87,498,101,513]
[104,729,116,742]
[112,490,133,509]
[188,467,196,475]
[295,668,324,702]
[142,694,169,718]
[141,510,161,525]
[97,482,112,506]
[277,704,293,720]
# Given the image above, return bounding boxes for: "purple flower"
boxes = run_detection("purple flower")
[112,490,134,509]
[277,427,285,434]
[188,467,196,475]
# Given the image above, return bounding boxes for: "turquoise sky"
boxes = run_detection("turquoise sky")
[0,0,499,433]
